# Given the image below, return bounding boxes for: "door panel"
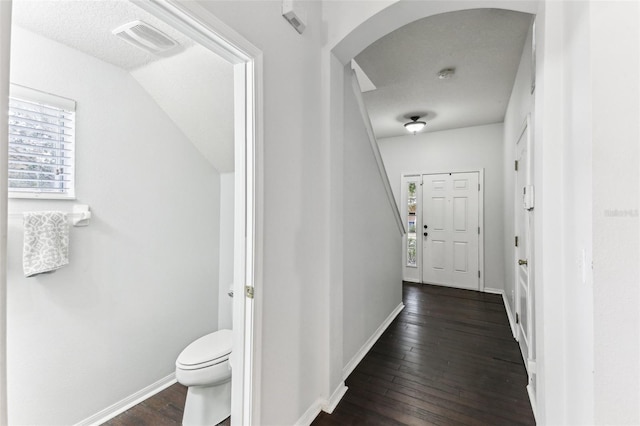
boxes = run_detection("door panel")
[453,242,469,272]
[515,119,533,371]
[453,178,468,190]
[432,197,446,230]
[422,172,479,290]
[431,240,446,269]
[453,197,468,231]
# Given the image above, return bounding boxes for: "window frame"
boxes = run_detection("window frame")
[8,84,76,200]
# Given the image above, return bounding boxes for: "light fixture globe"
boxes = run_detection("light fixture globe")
[404,116,426,134]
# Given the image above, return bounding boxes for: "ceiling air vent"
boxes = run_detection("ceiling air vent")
[112,21,179,55]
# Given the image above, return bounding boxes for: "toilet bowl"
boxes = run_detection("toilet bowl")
[176,329,232,426]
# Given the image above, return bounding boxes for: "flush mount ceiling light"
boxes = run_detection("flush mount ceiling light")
[404,116,427,134]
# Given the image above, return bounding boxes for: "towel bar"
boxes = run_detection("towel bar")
[7,205,91,227]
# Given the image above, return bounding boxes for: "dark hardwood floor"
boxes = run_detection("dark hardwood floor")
[313,282,535,426]
[102,383,230,426]
[103,282,533,425]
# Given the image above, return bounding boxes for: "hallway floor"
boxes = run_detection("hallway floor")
[312,282,535,425]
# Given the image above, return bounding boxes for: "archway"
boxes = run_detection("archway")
[324,0,546,423]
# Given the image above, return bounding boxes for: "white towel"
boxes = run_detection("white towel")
[23,211,69,277]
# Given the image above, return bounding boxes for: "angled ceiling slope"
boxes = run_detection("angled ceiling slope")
[11,0,234,172]
[355,9,533,139]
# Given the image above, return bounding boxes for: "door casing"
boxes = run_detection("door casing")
[131,1,264,424]
[401,169,485,291]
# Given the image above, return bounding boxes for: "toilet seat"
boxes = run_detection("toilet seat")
[175,329,233,425]
[177,329,232,371]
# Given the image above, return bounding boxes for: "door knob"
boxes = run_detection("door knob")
[518,259,528,266]
[423,232,428,237]
[424,225,428,229]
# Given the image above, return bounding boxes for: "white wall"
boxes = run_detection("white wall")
[560,2,594,422]
[195,2,329,424]
[218,172,234,330]
[379,123,505,291]
[590,2,640,423]
[503,22,533,333]
[531,1,640,423]
[7,27,221,425]
[342,70,402,369]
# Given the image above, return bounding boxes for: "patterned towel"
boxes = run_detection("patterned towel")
[23,211,69,277]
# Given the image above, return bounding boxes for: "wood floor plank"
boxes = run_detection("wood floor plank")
[101,383,231,426]
[313,282,535,426]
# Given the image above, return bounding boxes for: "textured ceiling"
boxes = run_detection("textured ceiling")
[11,0,234,173]
[355,9,533,139]
[12,0,194,70]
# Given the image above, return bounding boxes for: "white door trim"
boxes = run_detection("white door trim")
[0,2,12,424]
[419,169,485,291]
[131,1,263,424]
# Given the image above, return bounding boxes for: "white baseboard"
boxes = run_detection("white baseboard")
[294,381,349,426]
[501,290,517,339]
[294,397,323,426]
[74,373,177,426]
[342,302,405,380]
[322,382,348,414]
[527,383,538,422]
[484,288,517,338]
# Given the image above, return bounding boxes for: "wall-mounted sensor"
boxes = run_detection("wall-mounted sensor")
[282,0,307,34]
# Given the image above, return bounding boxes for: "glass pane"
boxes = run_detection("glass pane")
[407,236,417,267]
[407,181,417,267]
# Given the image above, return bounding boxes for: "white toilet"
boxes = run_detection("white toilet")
[176,329,233,426]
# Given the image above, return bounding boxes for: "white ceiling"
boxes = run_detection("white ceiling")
[354,8,533,139]
[11,0,234,173]
[11,0,195,71]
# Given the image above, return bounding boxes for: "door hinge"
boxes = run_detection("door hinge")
[515,236,519,247]
[516,313,520,324]
[478,183,480,191]
[478,270,481,278]
[515,160,519,171]
[478,227,480,234]
[245,285,254,299]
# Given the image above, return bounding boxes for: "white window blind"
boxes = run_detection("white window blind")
[8,84,76,199]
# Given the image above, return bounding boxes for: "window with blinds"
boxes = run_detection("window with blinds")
[8,84,76,199]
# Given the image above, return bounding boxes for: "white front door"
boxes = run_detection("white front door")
[422,172,480,290]
[515,119,534,368]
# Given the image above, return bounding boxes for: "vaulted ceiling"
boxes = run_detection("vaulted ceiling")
[355,8,533,139]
